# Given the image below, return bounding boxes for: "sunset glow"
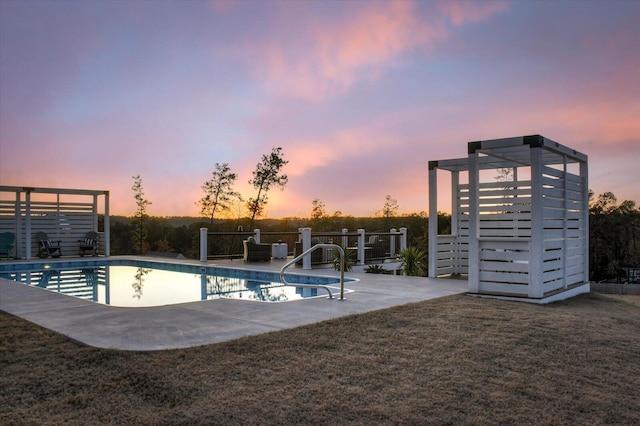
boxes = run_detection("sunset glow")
[1,0,638,218]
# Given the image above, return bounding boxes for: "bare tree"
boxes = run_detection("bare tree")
[131,175,152,254]
[382,195,399,219]
[246,147,288,229]
[197,163,241,230]
[494,167,513,183]
[311,198,327,220]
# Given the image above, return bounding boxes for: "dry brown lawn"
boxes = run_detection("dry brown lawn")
[1,292,639,425]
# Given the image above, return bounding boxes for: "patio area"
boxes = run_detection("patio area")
[0,256,467,351]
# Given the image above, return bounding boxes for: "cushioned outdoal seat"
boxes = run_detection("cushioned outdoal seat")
[243,237,271,262]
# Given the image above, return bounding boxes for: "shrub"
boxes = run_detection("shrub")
[333,247,356,272]
[399,247,426,276]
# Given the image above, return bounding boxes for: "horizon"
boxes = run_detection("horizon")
[1,0,639,218]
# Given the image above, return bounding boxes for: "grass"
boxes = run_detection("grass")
[1,292,639,425]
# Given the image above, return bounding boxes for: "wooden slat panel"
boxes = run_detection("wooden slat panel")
[541,279,565,292]
[543,269,564,283]
[479,239,529,250]
[481,249,530,262]
[479,228,532,238]
[566,246,585,258]
[541,175,562,189]
[542,197,566,209]
[480,217,532,226]
[480,260,529,273]
[541,165,565,178]
[477,188,531,198]
[564,179,583,192]
[566,272,585,286]
[479,270,528,284]
[542,259,563,271]
[567,264,585,277]
[542,186,564,199]
[477,180,532,190]
[478,281,529,295]
[437,252,457,261]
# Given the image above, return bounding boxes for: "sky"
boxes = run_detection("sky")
[1,0,639,219]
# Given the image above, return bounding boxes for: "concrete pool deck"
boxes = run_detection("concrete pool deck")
[0,257,467,351]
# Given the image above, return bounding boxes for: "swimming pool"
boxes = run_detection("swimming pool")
[0,258,353,307]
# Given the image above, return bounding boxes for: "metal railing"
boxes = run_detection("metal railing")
[280,243,345,300]
[201,227,407,266]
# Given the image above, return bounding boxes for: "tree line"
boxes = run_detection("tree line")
[589,191,640,283]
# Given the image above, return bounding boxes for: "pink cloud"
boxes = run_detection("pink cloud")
[209,0,237,15]
[438,0,509,26]
[239,0,482,101]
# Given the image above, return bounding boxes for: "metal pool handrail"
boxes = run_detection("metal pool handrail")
[280,243,345,300]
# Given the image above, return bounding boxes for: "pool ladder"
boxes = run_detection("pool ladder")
[279,243,345,300]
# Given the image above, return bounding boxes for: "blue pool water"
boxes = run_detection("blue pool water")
[0,259,352,307]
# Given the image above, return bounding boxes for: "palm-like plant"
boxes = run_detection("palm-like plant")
[365,264,387,274]
[333,247,356,272]
[399,247,426,276]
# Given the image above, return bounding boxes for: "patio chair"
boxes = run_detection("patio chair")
[36,232,62,258]
[78,231,99,257]
[243,237,271,262]
[0,232,15,259]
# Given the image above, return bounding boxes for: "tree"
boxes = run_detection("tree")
[382,195,399,219]
[494,167,513,183]
[589,191,640,282]
[131,175,152,254]
[246,147,288,229]
[197,163,241,230]
[311,198,327,220]
[590,191,617,214]
[377,194,399,230]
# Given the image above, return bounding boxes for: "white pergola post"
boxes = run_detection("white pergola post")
[14,190,21,259]
[581,160,589,286]
[25,189,32,259]
[103,191,110,257]
[529,146,544,298]
[467,150,480,294]
[428,163,438,277]
[451,170,460,274]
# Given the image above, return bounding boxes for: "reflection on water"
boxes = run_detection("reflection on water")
[1,265,336,307]
[131,267,151,299]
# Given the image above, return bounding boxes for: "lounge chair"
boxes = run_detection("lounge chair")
[0,232,15,259]
[36,232,62,258]
[243,237,271,262]
[78,231,99,257]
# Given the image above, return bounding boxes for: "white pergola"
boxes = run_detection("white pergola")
[0,186,110,259]
[428,135,589,303]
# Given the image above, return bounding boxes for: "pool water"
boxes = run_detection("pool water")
[0,259,350,307]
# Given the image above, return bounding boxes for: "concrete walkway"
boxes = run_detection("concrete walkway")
[0,259,467,351]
